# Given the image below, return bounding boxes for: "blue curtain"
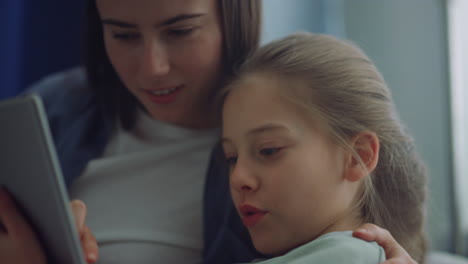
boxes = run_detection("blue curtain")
[0,0,86,100]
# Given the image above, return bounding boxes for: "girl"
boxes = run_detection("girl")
[221,33,427,263]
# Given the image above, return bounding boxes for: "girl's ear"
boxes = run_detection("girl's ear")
[344,132,380,182]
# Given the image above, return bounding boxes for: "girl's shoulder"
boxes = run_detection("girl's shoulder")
[257,231,385,264]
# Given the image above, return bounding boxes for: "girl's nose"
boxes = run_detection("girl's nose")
[230,160,259,193]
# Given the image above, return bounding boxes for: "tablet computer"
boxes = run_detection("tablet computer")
[0,93,85,264]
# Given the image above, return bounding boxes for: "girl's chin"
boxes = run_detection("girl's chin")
[252,241,288,257]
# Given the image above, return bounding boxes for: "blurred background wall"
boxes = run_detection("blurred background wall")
[343,0,453,252]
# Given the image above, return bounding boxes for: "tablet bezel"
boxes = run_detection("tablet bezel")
[0,93,85,264]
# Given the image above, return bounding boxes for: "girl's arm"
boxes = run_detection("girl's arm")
[353,223,417,264]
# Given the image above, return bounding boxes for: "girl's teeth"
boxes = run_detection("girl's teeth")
[151,87,177,96]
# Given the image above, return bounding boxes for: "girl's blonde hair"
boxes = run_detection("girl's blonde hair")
[223,33,427,263]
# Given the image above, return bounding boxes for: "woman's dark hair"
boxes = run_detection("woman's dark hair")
[84,0,262,130]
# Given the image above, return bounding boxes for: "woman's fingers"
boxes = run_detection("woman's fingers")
[70,200,86,233]
[69,200,99,263]
[353,223,417,264]
[82,226,99,263]
[353,223,400,257]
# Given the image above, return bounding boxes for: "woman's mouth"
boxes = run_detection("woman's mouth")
[145,85,183,104]
[149,87,179,95]
[239,204,268,227]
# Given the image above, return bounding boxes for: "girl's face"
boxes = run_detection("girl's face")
[222,73,362,256]
[97,0,223,129]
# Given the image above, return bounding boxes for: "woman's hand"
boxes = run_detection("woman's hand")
[70,200,99,263]
[0,188,99,264]
[0,188,47,264]
[353,223,417,264]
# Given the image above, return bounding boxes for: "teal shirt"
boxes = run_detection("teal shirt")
[248,231,385,264]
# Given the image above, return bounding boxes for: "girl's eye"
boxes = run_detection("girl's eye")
[112,32,140,41]
[225,156,238,166]
[259,147,282,157]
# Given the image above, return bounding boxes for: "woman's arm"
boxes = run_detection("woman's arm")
[353,223,417,264]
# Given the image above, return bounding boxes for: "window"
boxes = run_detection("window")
[447,0,468,255]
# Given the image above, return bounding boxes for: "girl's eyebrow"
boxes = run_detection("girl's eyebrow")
[221,124,290,144]
[101,13,206,29]
[247,123,290,137]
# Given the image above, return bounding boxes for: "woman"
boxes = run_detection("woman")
[0,0,417,263]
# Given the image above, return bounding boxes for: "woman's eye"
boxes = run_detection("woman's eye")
[168,27,196,37]
[225,156,238,166]
[259,147,282,157]
[112,32,140,41]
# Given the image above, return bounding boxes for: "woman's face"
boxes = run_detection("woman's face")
[97,0,223,129]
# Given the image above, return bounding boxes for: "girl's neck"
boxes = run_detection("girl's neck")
[316,209,363,239]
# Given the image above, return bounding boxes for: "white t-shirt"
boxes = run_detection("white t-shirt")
[69,111,218,264]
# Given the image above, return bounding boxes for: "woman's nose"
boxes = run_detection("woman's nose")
[140,39,170,78]
[230,161,259,193]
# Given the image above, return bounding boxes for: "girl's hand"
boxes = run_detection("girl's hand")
[70,200,99,264]
[0,188,47,264]
[353,223,417,264]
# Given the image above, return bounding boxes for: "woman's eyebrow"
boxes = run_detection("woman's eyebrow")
[160,13,206,26]
[101,13,206,29]
[101,19,136,28]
